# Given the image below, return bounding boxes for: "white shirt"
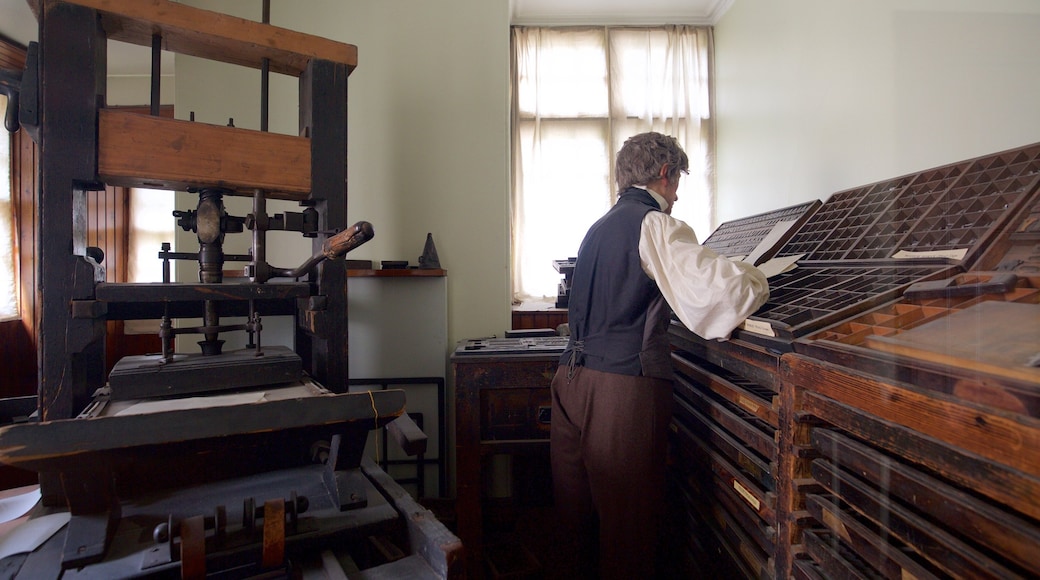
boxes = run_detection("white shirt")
[636,188,770,340]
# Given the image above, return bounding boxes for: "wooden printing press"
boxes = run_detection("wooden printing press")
[0,1,461,578]
[664,143,1040,579]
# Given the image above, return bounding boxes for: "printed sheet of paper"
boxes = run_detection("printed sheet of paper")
[0,487,40,525]
[744,220,796,265]
[756,253,804,279]
[0,512,70,560]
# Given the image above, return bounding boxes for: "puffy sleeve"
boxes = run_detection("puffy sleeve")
[639,211,770,340]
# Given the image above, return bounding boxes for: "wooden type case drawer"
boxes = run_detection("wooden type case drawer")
[672,353,780,428]
[664,468,765,580]
[669,351,782,577]
[668,433,773,579]
[975,169,1040,274]
[672,354,777,492]
[670,418,776,553]
[784,354,1040,579]
[744,143,1040,350]
[800,526,940,580]
[670,382,778,524]
[774,143,1040,266]
[701,199,822,262]
[673,361,778,464]
[794,273,1040,417]
[808,429,1038,579]
[479,387,551,441]
[670,323,783,392]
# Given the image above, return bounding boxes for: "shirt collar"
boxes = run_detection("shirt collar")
[631,185,668,211]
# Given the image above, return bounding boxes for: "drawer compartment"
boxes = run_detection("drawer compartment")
[480,387,551,441]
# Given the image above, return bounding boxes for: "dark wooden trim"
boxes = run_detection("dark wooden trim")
[27,0,357,75]
[511,308,568,331]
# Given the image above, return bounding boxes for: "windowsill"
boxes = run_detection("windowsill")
[512,299,563,312]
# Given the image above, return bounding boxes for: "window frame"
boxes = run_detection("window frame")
[510,25,716,304]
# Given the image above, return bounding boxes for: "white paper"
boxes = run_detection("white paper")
[115,392,267,416]
[891,248,968,260]
[756,253,804,279]
[0,512,70,560]
[744,220,796,265]
[0,487,40,525]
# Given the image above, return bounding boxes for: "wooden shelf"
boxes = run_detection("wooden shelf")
[347,268,446,278]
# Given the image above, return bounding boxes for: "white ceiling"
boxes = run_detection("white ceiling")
[510,0,733,25]
[0,0,731,75]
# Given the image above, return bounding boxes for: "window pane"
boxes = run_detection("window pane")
[515,119,610,299]
[611,28,711,120]
[128,188,175,283]
[0,94,16,320]
[512,26,715,301]
[516,28,608,119]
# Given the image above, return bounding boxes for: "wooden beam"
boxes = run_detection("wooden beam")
[98,109,310,199]
[32,0,357,75]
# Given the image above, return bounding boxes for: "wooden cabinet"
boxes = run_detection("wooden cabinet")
[452,344,562,579]
[510,307,568,332]
[666,142,1040,579]
[784,353,1040,579]
[667,330,811,579]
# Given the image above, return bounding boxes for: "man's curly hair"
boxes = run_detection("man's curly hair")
[615,132,689,191]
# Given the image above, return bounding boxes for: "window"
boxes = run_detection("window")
[128,188,174,283]
[511,26,715,303]
[0,94,15,320]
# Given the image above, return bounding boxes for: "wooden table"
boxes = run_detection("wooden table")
[452,344,562,579]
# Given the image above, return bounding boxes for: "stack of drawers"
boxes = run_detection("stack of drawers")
[666,142,1040,578]
[784,351,1040,579]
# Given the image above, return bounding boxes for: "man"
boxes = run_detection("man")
[550,132,769,578]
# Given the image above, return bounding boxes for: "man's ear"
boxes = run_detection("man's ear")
[658,163,670,178]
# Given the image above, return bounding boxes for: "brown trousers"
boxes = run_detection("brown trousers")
[548,365,674,580]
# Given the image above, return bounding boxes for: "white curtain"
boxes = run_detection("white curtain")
[511,26,715,303]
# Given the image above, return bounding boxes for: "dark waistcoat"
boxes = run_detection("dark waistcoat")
[560,187,674,379]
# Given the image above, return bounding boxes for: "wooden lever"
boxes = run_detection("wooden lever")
[323,221,375,260]
[386,413,428,457]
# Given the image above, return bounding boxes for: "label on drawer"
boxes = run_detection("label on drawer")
[732,480,761,511]
[891,248,967,260]
[740,319,775,337]
[737,395,760,415]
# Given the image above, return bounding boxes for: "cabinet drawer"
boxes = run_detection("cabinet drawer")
[480,387,552,441]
